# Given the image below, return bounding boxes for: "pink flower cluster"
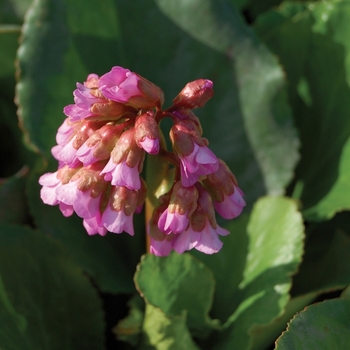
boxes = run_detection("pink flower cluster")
[39,66,245,256]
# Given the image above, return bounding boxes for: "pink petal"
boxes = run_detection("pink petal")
[59,203,74,217]
[139,137,159,154]
[195,221,223,254]
[102,206,134,236]
[73,191,101,219]
[83,216,107,236]
[173,228,200,254]
[150,236,174,257]
[55,181,79,205]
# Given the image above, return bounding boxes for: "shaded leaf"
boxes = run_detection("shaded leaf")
[134,253,219,337]
[16,0,124,154]
[27,160,142,294]
[0,167,29,224]
[275,299,350,349]
[0,223,104,350]
[155,0,299,197]
[255,1,350,221]
[292,218,350,297]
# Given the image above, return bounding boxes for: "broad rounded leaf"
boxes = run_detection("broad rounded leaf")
[134,253,218,336]
[275,299,350,349]
[0,223,104,349]
[16,0,123,154]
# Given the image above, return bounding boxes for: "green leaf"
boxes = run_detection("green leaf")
[27,161,143,294]
[16,0,124,154]
[0,0,32,24]
[0,167,30,224]
[141,304,200,350]
[0,223,104,350]
[154,0,300,198]
[212,196,304,349]
[134,253,219,337]
[254,1,350,221]
[275,299,350,349]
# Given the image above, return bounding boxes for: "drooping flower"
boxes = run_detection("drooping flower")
[150,184,229,256]
[170,118,219,187]
[100,128,145,190]
[203,159,246,219]
[101,182,146,235]
[157,182,198,234]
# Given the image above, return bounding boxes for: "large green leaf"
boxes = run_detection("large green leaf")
[134,253,219,337]
[275,299,350,349]
[209,197,304,349]
[16,0,123,155]
[0,223,104,349]
[254,1,350,221]
[154,0,300,198]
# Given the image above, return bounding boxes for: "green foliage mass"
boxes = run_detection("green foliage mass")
[1,0,350,348]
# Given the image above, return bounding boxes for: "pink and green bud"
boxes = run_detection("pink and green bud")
[100,128,145,190]
[172,79,214,109]
[158,182,199,234]
[76,123,126,166]
[203,160,246,219]
[134,111,160,154]
[170,120,219,187]
[99,66,164,109]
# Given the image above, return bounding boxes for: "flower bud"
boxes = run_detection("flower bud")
[172,79,214,109]
[134,111,161,154]
[99,66,164,109]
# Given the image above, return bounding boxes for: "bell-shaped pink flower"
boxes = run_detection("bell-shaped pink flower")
[203,159,246,219]
[55,163,109,221]
[99,66,164,109]
[170,120,219,187]
[101,185,142,236]
[214,185,245,219]
[100,129,145,190]
[157,182,198,234]
[83,215,107,236]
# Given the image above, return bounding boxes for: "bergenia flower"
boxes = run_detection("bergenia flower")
[100,129,144,190]
[170,119,219,187]
[39,67,245,256]
[157,182,198,234]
